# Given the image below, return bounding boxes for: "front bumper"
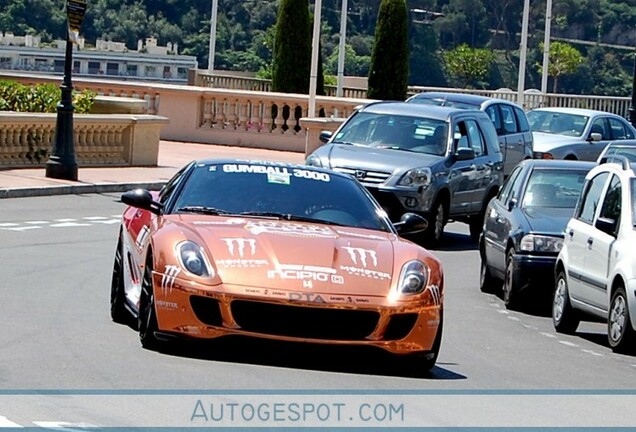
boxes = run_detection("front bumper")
[512,254,557,294]
[365,185,434,222]
[151,273,442,355]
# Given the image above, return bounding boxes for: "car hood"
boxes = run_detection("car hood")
[532,132,583,152]
[522,207,576,236]
[322,144,442,170]
[171,215,398,296]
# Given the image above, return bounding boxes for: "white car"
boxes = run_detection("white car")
[528,107,636,161]
[553,157,636,352]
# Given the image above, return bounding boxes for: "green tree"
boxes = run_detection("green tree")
[443,44,495,88]
[271,0,311,94]
[540,41,584,93]
[367,0,409,100]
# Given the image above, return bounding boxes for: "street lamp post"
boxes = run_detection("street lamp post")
[208,0,218,74]
[630,50,636,128]
[541,0,553,94]
[336,0,348,98]
[308,0,323,117]
[45,0,85,181]
[516,0,530,108]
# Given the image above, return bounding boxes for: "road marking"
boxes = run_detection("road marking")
[522,324,539,330]
[82,216,109,220]
[507,316,520,321]
[33,421,97,430]
[559,340,579,348]
[581,349,604,357]
[497,309,509,314]
[0,415,22,427]
[25,221,49,224]
[1,226,42,232]
[54,219,77,222]
[0,223,18,227]
[50,222,91,228]
[540,332,557,338]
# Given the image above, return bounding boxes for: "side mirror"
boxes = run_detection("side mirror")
[394,212,428,235]
[121,189,163,215]
[454,147,475,161]
[319,131,333,143]
[589,132,602,142]
[595,216,617,237]
[507,197,518,212]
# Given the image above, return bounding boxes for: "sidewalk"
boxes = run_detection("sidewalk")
[0,141,305,199]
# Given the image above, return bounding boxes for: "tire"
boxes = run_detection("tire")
[479,255,499,294]
[110,234,129,324]
[138,252,160,350]
[608,286,635,353]
[469,216,483,242]
[552,270,580,334]
[400,309,443,375]
[503,249,521,310]
[424,201,445,245]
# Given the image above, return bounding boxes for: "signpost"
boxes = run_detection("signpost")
[45,0,86,181]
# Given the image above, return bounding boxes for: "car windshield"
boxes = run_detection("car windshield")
[409,96,479,110]
[521,168,588,209]
[333,112,448,156]
[171,163,393,232]
[527,111,588,137]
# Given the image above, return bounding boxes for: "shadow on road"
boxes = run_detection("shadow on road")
[152,336,467,380]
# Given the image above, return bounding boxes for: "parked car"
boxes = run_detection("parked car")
[306,101,504,244]
[596,139,636,163]
[406,92,533,176]
[111,159,445,372]
[479,159,594,310]
[528,107,636,161]
[553,157,636,353]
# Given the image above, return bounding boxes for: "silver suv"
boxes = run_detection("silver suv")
[406,92,533,176]
[306,102,504,244]
[554,156,636,352]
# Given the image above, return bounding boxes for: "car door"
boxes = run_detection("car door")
[564,171,610,305]
[484,104,507,163]
[499,104,524,175]
[447,120,478,216]
[582,117,613,161]
[584,174,622,310]
[483,165,524,274]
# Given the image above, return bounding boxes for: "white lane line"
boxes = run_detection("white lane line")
[581,349,604,357]
[559,340,579,348]
[522,324,539,330]
[507,316,520,321]
[540,332,557,338]
[50,222,91,228]
[0,415,22,427]
[1,226,42,231]
[54,218,77,222]
[497,309,509,314]
[91,219,120,225]
[33,421,97,430]
[0,223,19,227]
[25,221,49,224]
[82,216,108,220]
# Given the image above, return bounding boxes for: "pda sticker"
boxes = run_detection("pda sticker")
[267,171,291,185]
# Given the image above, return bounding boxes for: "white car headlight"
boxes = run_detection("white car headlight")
[519,234,563,253]
[397,260,429,295]
[176,240,214,277]
[398,167,432,187]
[305,154,323,167]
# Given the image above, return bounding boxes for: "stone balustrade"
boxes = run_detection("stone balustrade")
[0,113,168,168]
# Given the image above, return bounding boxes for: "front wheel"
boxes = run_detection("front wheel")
[503,249,521,310]
[608,286,635,353]
[110,234,129,324]
[400,309,443,375]
[424,201,445,245]
[139,252,160,350]
[552,271,580,334]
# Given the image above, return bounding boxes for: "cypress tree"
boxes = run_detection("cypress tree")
[367,0,409,100]
[272,0,312,94]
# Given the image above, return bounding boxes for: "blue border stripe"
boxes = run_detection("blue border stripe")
[1,389,636,395]
[9,428,636,431]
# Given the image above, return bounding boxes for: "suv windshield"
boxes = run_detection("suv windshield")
[333,112,448,156]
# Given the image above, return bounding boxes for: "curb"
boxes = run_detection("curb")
[0,181,167,199]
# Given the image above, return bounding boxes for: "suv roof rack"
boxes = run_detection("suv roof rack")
[599,155,631,170]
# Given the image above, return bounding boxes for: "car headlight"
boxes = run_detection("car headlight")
[305,154,323,167]
[176,240,214,277]
[398,167,432,187]
[519,234,563,253]
[397,260,429,295]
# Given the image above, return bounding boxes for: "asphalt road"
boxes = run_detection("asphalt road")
[1,193,636,428]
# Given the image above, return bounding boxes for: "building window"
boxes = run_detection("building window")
[106,62,119,75]
[53,59,64,73]
[145,65,156,77]
[73,60,80,73]
[88,61,100,74]
[126,64,138,76]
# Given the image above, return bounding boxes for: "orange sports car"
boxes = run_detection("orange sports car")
[110,159,444,371]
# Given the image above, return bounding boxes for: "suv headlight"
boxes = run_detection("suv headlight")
[519,234,563,253]
[306,154,323,167]
[397,260,429,295]
[398,167,432,188]
[176,240,214,277]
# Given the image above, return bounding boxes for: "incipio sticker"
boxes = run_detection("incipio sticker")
[267,171,291,185]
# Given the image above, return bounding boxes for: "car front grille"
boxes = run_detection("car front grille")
[332,167,391,185]
[230,300,380,340]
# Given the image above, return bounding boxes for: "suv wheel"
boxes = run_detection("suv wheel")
[425,201,445,245]
[608,286,635,353]
[552,270,580,334]
[503,249,520,310]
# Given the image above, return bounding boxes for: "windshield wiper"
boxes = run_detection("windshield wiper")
[240,211,345,226]
[177,206,232,215]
